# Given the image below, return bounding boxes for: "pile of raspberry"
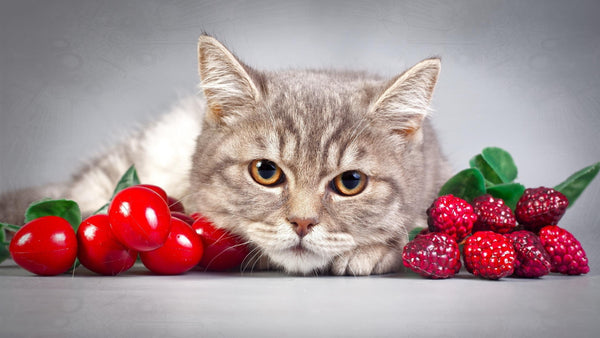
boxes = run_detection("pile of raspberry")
[402,187,590,279]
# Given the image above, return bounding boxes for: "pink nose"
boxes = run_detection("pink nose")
[288,217,318,238]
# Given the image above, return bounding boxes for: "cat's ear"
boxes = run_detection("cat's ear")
[370,58,441,139]
[198,35,262,125]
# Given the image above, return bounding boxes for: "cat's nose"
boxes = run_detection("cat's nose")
[288,217,318,238]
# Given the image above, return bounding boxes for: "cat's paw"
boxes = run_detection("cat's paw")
[330,245,403,276]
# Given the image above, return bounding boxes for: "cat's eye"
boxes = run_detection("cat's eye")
[331,170,368,196]
[249,159,285,186]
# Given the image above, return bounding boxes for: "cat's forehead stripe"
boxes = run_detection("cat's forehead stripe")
[280,132,299,165]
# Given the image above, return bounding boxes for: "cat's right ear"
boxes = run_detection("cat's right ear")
[198,35,262,126]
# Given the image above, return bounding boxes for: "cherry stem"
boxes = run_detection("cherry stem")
[0,223,21,232]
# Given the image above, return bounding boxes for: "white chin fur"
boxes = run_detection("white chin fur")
[267,249,331,275]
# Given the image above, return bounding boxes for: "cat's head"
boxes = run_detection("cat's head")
[190,36,441,274]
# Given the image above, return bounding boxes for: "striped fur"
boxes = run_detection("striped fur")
[190,37,450,275]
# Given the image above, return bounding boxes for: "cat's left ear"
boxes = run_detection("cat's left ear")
[198,35,262,126]
[369,58,441,140]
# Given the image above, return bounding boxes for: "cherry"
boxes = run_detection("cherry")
[140,218,204,275]
[108,186,172,251]
[167,196,186,213]
[9,216,78,276]
[138,184,168,202]
[77,214,138,275]
[137,184,186,216]
[192,216,249,271]
[171,212,195,226]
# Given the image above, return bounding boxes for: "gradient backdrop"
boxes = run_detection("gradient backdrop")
[2,1,599,271]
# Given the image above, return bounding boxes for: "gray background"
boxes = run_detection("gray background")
[1,1,600,337]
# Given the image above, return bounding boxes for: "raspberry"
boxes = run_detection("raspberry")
[538,225,589,275]
[472,194,517,234]
[427,195,477,242]
[506,230,551,278]
[463,231,516,279]
[515,187,569,232]
[402,233,461,279]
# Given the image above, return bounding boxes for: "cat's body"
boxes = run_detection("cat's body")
[0,36,450,275]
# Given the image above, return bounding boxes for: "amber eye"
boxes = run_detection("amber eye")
[249,159,285,186]
[331,170,368,196]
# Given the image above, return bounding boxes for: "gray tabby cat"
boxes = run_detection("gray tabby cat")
[0,36,450,275]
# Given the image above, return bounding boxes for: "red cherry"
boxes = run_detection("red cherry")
[137,184,168,202]
[171,212,195,226]
[108,186,172,251]
[192,216,249,271]
[140,218,204,275]
[167,196,186,213]
[77,214,138,275]
[9,216,78,276]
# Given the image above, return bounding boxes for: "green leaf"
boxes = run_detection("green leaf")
[554,161,600,207]
[486,183,525,211]
[408,227,425,242]
[438,168,486,203]
[111,165,140,197]
[92,165,139,215]
[24,199,82,232]
[470,154,503,186]
[0,228,10,264]
[480,147,518,183]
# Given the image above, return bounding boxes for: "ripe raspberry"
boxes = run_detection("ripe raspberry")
[472,194,517,234]
[463,231,516,279]
[427,195,477,242]
[515,187,569,232]
[506,230,551,278]
[539,225,589,275]
[402,232,461,279]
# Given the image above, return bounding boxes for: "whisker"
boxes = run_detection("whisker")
[250,251,268,274]
[240,246,265,274]
[165,190,201,211]
[240,246,257,273]
[200,239,254,271]
[346,114,375,149]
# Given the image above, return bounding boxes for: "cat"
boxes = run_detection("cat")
[0,35,450,276]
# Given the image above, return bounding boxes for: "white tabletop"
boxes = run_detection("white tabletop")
[1,261,598,338]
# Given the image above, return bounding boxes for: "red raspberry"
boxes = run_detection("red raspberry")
[506,230,551,278]
[515,187,569,232]
[427,195,477,242]
[472,194,517,234]
[463,231,516,279]
[538,225,589,275]
[402,233,461,279]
